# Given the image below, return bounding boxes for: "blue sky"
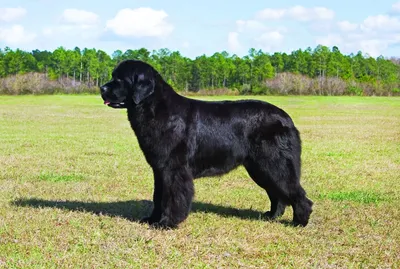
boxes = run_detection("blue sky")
[1,0,400,58]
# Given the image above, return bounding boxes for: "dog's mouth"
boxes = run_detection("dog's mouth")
[104,100,126,109]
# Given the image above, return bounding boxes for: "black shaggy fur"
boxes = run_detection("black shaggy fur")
[100,60,313,229]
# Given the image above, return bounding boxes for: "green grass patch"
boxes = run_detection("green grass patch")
[38,171,85,182]
[320,191,388,204]
[0,95,399,268]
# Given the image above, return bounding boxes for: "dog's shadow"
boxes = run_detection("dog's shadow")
[11,198,293,226]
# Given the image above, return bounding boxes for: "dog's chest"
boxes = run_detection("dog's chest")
[130,113,187,156]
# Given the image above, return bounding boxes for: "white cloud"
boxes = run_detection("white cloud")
[258,31,284,42]
[39,9,101,48]
[60,9,99,26]
[0,25,36,44]
[315,34,343,47]
[310,7,335,21]
[316,13,400,57]
[255,8,286,20]
[105,8,174,38]
[0,7,27,22]
[228,32,241,52]
[236,20,266,33]
[315,35,389,57]
[359,39,391,57]
[182,41,190,48]
[337,21,358,32]
[256,6,335,21]
[230,14,288,54]
[362,15,400,32]
[392,1,400,12]
[255,30,285,52]
[229,12,289,55]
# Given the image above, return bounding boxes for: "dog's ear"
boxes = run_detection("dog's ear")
[132,73,155,105]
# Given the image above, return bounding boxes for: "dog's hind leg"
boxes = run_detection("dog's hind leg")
[244,160,288,220]
[245,156,312,226]
[265,189,287,219]
[247,130,313,226]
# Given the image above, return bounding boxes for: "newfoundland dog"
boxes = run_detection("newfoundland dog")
[100,60,313,229]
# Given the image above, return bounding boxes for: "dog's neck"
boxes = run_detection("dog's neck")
[156,77,184,103]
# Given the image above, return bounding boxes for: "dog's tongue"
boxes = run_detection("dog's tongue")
[104,101,110,105]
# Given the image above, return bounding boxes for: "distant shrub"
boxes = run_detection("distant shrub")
[0,72,98,95]
[347,85,364,96]
[263,72,400,96]
[185,88,239,96]
[239,84,251,95]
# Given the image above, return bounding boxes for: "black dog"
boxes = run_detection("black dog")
[100,60,313,229]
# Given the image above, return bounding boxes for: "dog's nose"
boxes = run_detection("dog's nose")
[100,85,108,94]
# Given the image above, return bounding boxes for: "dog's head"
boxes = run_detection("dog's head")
[100,60,157,108]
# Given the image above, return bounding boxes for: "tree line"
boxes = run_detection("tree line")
[0,45,399,96]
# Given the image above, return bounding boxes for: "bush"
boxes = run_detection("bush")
[264,73,399,96]
[184,87,239,96]
[0,73,98,95]
[347,85,364,96]
[239,84,252,95]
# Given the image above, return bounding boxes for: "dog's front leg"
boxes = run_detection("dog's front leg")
[140,170,163,225]
[157,167,194,229]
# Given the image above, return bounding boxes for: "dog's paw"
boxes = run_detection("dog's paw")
[263,211,285,221]
[140,216,177,230]
[292,216,310,227]
[139,216,159,225]
[150,216,178,230]
[263,211,279,220]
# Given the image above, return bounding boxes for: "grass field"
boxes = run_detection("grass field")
[0,94,399,268]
